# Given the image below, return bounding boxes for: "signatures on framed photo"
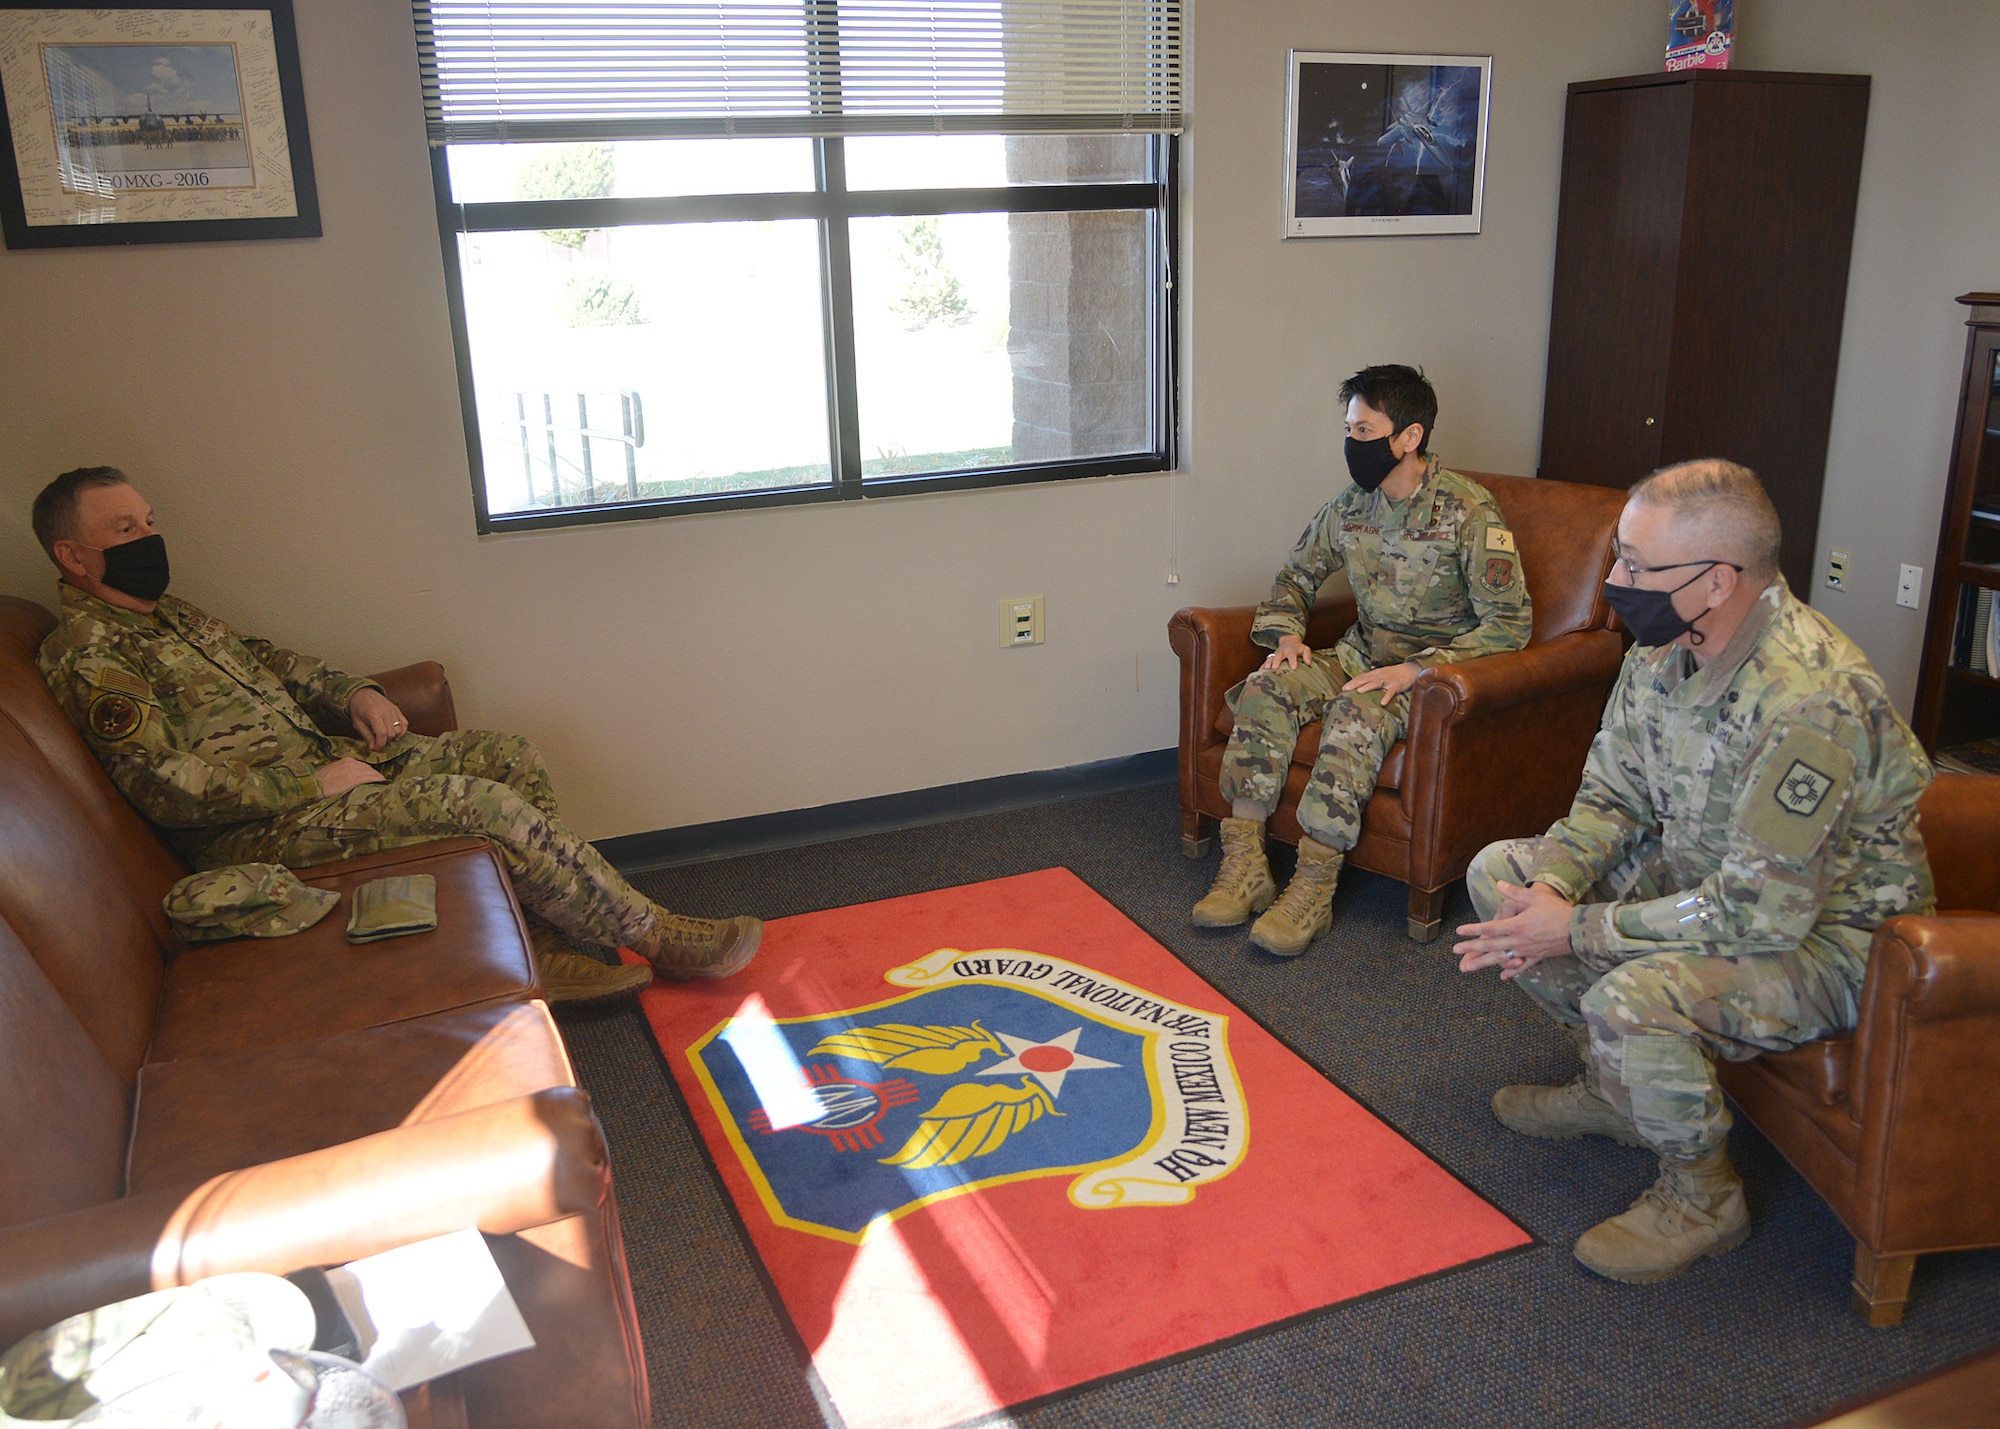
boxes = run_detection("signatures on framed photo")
[0,2,319,247]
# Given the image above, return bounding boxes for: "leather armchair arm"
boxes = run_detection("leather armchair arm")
[0,1087,606,1350]
[1853,913,2000,1126]
[1169,593,1360,746]
[1411,629,1626,718]
[1396,630,1625,888]
[369,660,458,737]
[1847,913,2000,1244]
[320,661,457,740]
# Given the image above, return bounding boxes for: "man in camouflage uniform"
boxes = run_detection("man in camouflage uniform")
[1195,365,1532,955]
[30,466,762,1002]
[1456,459,1933,1284]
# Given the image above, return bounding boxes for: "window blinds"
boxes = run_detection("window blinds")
[413,1,1183,144]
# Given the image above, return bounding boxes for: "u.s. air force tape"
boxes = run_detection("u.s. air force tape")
[1742,724,1855,861]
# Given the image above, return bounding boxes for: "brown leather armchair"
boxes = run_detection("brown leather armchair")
[1716,770,2000,1327]
[1169,472,1629,939]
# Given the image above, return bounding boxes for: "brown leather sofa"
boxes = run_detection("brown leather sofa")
[1169,472,1629,939]
[1716,769,2000,1327]
[0,594,648,1427]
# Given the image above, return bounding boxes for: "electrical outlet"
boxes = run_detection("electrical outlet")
[1825,549,1851,591]
[1001,596,1045,647]
[1896,564,1923,610]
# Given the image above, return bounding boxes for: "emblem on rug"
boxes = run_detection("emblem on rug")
[688,948,1248,1241]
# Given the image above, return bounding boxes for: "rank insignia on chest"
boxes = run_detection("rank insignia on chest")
[1774,759,1835,816]
[87,691,143,741]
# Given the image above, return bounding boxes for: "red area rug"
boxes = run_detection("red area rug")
[633,868,1528,1429]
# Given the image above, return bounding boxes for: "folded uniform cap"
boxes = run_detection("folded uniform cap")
[345,873,439,943]
[163,864,341,943]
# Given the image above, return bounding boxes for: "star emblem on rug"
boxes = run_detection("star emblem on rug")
[977,1027,1120,1097]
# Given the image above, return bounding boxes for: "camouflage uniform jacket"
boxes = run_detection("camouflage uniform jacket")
[1248,456,1532,675]
[1528,577,1935,981]
[38,585,396,843]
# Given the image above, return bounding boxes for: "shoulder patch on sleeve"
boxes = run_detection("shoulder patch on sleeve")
[87,690,146,742]
[1485,526,1517,554]
[1742,723,1857,862]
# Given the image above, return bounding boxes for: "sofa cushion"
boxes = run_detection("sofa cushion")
[128,1000,574,1192]
[149,839,537,1063]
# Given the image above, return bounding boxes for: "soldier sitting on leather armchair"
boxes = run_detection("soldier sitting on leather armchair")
[30,465,760,1004]
[1192,364,1533,956]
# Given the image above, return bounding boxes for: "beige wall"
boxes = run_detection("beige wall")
[1,2,1992,839]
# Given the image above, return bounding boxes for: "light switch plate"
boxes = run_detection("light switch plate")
[1825,549,1850,591]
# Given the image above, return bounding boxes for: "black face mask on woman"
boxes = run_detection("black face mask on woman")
[1601,560,1738,647]
[1343,434,1404,493]
[92,533,172,603]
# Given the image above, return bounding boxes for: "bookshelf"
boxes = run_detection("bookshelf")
[1914,293,2000,769]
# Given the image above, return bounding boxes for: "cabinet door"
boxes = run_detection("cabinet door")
[1539,82,1692,488]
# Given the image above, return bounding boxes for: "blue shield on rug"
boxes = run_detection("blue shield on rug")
[689,977,1157,1239]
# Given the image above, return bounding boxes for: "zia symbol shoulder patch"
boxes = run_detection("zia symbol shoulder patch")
[1743,723,1856,860]
[1774,759,1834,815]
[686,948,1248,1242]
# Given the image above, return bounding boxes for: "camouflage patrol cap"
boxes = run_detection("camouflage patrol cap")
[163,863,340,942]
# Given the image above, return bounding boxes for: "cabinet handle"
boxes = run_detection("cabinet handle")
[1645,417,1656,426]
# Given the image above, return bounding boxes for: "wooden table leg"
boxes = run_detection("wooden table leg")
[1852,1243,1916,1327]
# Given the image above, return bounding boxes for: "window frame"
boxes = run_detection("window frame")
[429,134,1180,533]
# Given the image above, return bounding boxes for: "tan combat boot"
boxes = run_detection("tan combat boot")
[525,917,653,1004]
[1573,1146,1751,1284]
[1248,836,1343,956]
[1191,817,1277,927]
[1492,1024,1642,1146]
[639,906,764,980]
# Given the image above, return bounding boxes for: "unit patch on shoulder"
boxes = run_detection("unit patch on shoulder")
[1481,556,1517,593]
[1742,723,1856,862]
[87,691,144,741]
[1485,526,1517,554]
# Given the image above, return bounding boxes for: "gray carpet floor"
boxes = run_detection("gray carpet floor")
[552,781,2000,1429]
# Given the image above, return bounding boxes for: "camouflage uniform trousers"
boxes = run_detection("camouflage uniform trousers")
[1219,650,1407,850]
[1468,836,1862,1159]
[189,729,656,950]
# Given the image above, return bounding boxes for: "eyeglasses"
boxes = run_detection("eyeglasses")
[1609,540,1742,583]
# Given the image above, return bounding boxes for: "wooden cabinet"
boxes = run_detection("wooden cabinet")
[1913,294,2000,761]
[1538,69,1870,596]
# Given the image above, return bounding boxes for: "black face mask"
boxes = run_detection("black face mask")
[1601,562,1730,647]
[94,533,171,603]
[1344,434,1403,493]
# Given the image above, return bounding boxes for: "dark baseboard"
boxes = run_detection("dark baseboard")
[595,747,1178,873]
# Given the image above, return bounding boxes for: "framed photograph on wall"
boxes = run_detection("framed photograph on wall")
[0,1,319,248]
[1283,50,1491,239]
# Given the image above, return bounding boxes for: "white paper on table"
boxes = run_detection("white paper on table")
[321,1228,536,1391]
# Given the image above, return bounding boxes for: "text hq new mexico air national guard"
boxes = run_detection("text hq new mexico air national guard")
[30,465,763,1004]
[1455,460,1933,1285]
[1195,365,1531,956]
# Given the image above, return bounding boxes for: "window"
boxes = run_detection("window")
[414,2,1183,531]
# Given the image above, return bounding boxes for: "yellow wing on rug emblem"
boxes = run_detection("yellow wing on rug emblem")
[880,1080,1060,1170]
[807,1021,1001,1075]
